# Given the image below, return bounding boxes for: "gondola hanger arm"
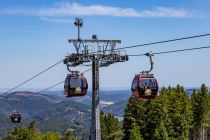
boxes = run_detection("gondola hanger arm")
[66,63,80,74]
[142,51,154,75]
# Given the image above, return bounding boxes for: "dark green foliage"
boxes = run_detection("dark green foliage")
[162,85,192,140]
[153,121,168,140]
[62,129,80,140]
[2,126,42,140]
[191,84,210,140]
[2,120,80,140]
[122,96,144,140]
[100,111,108,139]
[28,120,39,132]
[127,120,142,140]
[42,132,60,140]
[108,130,124,140]
[143,99,168,140]
[100,111,122,140]
[123,85,194,140]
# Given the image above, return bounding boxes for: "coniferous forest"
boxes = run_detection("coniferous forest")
[122,84,210,140]
[1,84,210,140]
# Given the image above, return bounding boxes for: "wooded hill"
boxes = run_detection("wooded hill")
[1,84,210,140]
[123,84,210,140]
[0,92,91,139]
[0,90,127,139]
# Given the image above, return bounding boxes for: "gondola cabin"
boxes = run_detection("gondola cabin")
[64,73,88,97]
[131,74,158,99]
[10,111,21,123]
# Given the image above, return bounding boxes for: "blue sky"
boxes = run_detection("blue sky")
[0,0,210,91]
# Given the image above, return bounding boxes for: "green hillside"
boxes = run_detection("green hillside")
[33,100,91,137]
[0,92,91,138]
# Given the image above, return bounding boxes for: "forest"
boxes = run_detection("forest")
[1,84,210,140]
[123,84,210,140]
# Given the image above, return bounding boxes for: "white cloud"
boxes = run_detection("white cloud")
[40,17,73,23]
[141,7,197,18]
[0,2,200,18]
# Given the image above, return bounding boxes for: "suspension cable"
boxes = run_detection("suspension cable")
[3,33,210,94]
[37,68,92,94]
[84,33,210,55]
[36,81,64,94]
[116,33,210,51]
[3,59,64,95]
[128,45,210,56]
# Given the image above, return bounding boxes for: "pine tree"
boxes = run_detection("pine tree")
[122,96,145,140]
[191,84,210,140]
[101,112,122,140]
[101,111,108,140]
[143,99,168,140]
[163,85,192,140]
[63,129,80,140]
[191,89,201,139]
[28,120,39,133]
[128,120,143,140]
[154,121,168,140]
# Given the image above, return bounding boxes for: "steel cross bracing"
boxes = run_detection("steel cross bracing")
[64,38,128,67]
[64,18,128,140]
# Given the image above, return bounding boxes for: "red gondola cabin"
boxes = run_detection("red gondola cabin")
[64,73,88,97]
[10,111,21,123]
[131,74,158,99]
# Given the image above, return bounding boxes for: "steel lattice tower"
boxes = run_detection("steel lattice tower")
[64,18,128,140]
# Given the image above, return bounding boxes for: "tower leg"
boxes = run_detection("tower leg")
[91,55,101,140]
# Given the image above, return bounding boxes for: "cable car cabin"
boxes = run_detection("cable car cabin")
[10,111,21,123]
[131,74,158,99]
[64,73,88,97]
